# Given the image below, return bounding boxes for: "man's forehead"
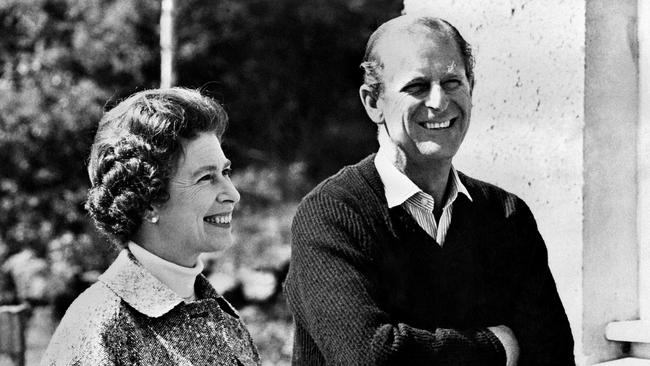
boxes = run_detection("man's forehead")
[376,28,456,60]
[377,31,460,68]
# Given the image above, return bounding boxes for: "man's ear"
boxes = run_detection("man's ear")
[359,85,384,125]
[143,205,160,224]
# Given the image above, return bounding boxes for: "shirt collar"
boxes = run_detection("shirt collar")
[451,165,473,203]
[98,249,219,318]
[374,145,472,209]
[374,146,420,208]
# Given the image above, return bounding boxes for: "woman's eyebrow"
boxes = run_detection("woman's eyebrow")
[192,160,231,177]
[192,165,218,178]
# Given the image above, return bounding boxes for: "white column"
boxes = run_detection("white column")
[638,0,650,321]
[160,0,176,88]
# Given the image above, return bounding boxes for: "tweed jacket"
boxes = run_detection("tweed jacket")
[284,154,575,366]
[41,250,260,366]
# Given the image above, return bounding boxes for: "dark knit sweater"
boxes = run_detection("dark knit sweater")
[284,154,574,366]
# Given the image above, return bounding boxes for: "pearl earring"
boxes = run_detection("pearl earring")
[151,217,159,224]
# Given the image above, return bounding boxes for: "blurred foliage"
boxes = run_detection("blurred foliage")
[209,199,297,365]
[240,302,294,366]
[174,0,401,179]
[0,0,402,362]
[0,0,401,260]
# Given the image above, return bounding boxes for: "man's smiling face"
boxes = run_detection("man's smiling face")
[375,29,472,166]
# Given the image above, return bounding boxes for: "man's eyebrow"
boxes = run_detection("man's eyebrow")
[407,75,428,81]
[443,71,464,78]
[398,74,427,85]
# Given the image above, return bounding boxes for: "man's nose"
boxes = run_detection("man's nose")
[218,179,241,205]
[425,84,448,111]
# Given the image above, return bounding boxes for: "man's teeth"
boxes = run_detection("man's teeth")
[423,119,452,129]
[204,213,232,224]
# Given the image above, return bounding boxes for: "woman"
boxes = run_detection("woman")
[41,88,260,365]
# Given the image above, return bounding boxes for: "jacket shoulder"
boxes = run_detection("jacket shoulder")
[40,282,123,366]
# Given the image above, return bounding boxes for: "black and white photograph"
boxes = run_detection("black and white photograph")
[0,0,647,365]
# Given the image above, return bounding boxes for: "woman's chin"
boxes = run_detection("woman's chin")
[202,236,233,253]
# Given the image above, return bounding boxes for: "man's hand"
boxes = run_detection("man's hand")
[488,325,520,366]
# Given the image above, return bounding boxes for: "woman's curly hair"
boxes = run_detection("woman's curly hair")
[85,88,228,245]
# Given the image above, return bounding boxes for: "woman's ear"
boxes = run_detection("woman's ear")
[143,205,159,224]
[359,85,384,125]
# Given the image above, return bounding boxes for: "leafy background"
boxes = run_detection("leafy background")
[0,0,403,365]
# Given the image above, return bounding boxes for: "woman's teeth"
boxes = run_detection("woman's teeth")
[204,213,232,224]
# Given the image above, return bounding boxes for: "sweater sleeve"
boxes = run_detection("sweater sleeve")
[284,193,506,366]
[508,200,575,366]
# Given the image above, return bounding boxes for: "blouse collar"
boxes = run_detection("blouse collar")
[98,249,222,318]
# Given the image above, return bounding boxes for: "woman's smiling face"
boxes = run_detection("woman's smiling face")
[154,132,240,265]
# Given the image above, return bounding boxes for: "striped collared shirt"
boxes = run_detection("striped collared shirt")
[374,148,472,246]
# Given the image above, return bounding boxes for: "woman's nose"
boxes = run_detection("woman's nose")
[218,179,240,204]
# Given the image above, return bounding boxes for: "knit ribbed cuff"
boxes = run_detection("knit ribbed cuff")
[479,327,507,365]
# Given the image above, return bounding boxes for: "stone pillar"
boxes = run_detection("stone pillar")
[584,0,639,362]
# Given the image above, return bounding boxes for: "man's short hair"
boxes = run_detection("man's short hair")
[360,15,475,98]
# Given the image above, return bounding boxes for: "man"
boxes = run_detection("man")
[284,15,575,366]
